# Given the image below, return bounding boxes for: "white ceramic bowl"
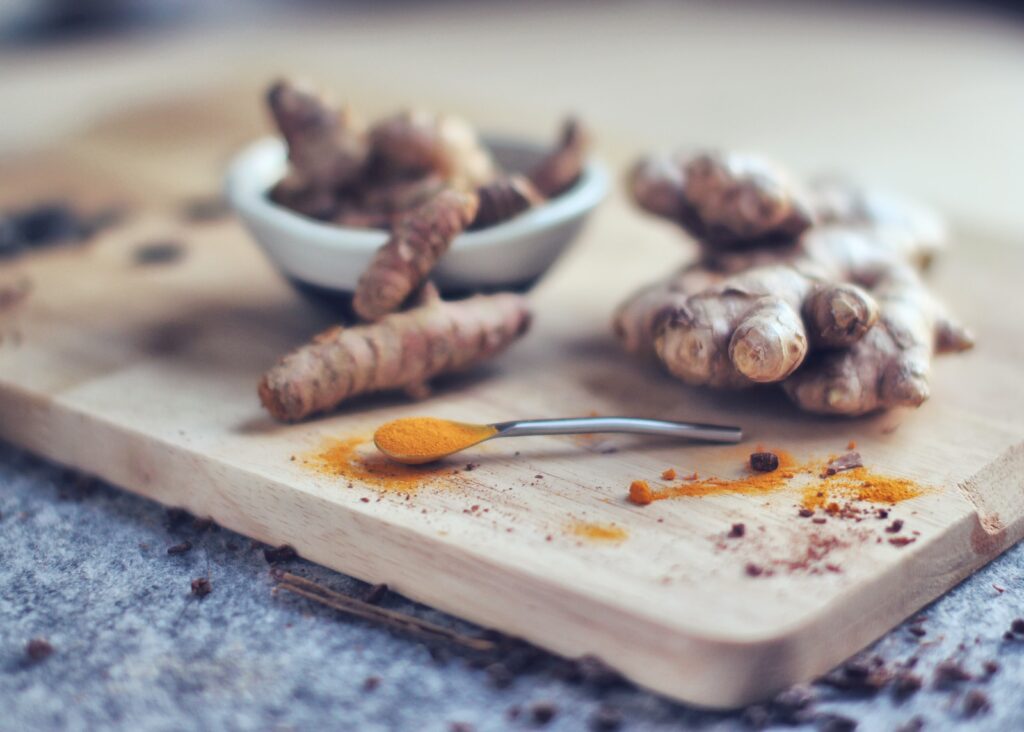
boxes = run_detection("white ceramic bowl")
[224,135,609,293]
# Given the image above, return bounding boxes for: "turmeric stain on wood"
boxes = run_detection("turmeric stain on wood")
[569,521,628,543]
[304,436,465,493]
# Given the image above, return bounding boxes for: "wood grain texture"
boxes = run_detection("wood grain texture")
[0,91,1022,708]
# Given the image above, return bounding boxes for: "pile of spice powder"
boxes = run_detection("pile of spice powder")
[305,436,464,492]
[628,450,799,505]
[569,521,628,542]
[801,468,923,511]
[628,449,926,510]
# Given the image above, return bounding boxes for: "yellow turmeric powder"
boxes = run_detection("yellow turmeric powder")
[627,448,926,509]
[306,435,463,492]
[628,450,799,505]
[801,467,923,511]
[569,521,628,542]
[374,417,497,464]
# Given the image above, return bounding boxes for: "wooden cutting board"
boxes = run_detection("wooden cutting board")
[1,88,1022,709]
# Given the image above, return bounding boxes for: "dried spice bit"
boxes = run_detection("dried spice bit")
[180,195,231,223]
[263,544,298,564]
[822,451,863,477]
[745,563,764,577]
[363,583,388,605]
[627,479,653,506]
[1011,618,1024,634]
[728,522,746,538]
[25,638,54,662]
[260,287,530,421]
[353,189,478,321]
[528,117,589,198]
[166,541,192,556]
[888,536,916,548]
[133,239,184,266]
[819,657,890,695]
[449,723,474,732]
[890,671,922,700]
[815,713,858,732]
[982,660,1000,677]
[750,452,780,473]
[876,508,889,519]
[470,174,544,230]
[190,577,213,597]
[1,200,123,259]
[661,468,677,480]
[907,624,926,638]
[267,78,369,191]
[362,675,381,692]
[933,660,972,689]
[798,508,815,518]
[589,705,623,731]
[529,702,558,725]
[963,689,991,717]
[894,717,924,732]
[886,519,905,534]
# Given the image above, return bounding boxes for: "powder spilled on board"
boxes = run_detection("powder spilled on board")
[305,436,465,493]
[627,448,926,509]
[569,521,628,543]
[801,468,923,511]
[628,450,800,505]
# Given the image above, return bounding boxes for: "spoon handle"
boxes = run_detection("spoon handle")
[491,417,742,444]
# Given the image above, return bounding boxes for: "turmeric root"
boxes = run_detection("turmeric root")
[369,109,497,191]
[630,150,815,247]
[528,118,589,198]
[267,79,369,191]
[470,174,544,230]
[353,189,478,322]
[258,288,531,421]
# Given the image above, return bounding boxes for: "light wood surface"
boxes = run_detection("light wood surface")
[1,82,1022,708]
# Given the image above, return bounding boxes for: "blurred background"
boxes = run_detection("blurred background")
[2,0,1023,235]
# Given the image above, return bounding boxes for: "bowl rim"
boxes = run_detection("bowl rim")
[224,134,610,251]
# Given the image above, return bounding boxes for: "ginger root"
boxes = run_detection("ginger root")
[617,149,973,415]
[353,189,478,322]
[630,150,815,247]
[259,288,531,422]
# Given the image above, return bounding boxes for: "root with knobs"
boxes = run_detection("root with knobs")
[259,287,531,422]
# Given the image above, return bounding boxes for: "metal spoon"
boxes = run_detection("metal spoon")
[374,416,743,465]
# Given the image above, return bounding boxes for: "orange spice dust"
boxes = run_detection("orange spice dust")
[627,447,927,510]
[569,521,628,542]
[373,417,497,465]
[628,450,799,505]
[305,436,465,493]
[800,467,924,511]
